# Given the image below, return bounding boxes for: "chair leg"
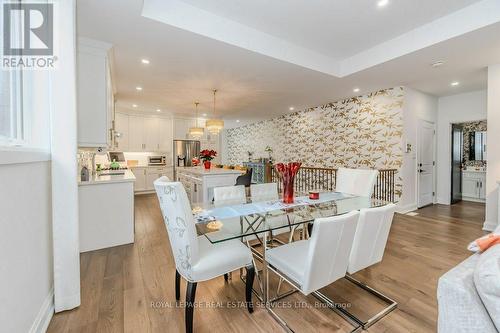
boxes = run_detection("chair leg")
[245,265,255,313]
[185,282,197,333]
[175,270,181,301]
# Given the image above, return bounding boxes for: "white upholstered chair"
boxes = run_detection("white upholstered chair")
[154,177,255,333]
[250,182,279,201]
[336,168,379,197]
[213,185,246,206]
[266,211,359,295]
[342,203,398,328]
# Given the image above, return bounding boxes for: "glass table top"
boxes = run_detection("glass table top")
[192,192,389,243]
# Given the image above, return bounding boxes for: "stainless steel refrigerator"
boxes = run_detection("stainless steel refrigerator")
[173,140,200,180]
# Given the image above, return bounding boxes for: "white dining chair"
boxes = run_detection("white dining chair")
[154,177,256,333]
[213,185,246,206]
[342,203,398,329]
[336,167,379,197]
[250,182,278,201]
[266,210,359,295]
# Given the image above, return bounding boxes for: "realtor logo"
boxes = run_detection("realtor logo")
[2,2,56,69]
[3,3,53,55]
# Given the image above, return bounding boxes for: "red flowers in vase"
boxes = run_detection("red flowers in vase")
[275,162,302,204]
[200,150,217,170]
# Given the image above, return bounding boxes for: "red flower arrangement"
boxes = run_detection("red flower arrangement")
[200,150,217,170]
[275,162,302,203]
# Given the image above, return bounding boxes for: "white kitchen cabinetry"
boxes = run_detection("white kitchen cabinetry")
[159,117,173,151]
[114,112,129,151]
[462,171,486,202]
[132,166,173,193]
[128,116,145,151]
[77,38,114,148]
[174,118,196,140]
[144,117,160,151]
[131,167,147,191]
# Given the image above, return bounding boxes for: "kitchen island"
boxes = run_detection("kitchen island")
[176,167,244,203]
[78,169,136,252]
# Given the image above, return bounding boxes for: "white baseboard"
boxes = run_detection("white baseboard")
[483,220,498,232]
[396,203,418,214]
[29,287,54,333]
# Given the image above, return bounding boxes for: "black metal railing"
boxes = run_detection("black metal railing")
[271,166,396,202]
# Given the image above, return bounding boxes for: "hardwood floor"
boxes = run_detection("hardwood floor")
[47,197,485,333]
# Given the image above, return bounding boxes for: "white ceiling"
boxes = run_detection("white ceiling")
[77,0,500,127]
[180,0,481,59]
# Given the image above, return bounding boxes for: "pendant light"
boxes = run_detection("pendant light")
[206,89,224,135]
[188,102,204,139]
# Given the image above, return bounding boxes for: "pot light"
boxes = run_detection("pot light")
[141,59,150,64]
[202,113,207,117]
[451,81,460,86]
[431,61,445,68]
[377,0,389,7]
[132,104,138,108]
[289,106,295,111]
[353,88,360,93]
[156,109,161,112]
[136,86,143,91]
[236,120,240,123]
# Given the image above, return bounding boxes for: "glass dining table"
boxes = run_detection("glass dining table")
[191,191,389,332]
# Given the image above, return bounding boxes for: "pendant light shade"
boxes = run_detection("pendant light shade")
[206,89,224,135]
[189,102,204,139]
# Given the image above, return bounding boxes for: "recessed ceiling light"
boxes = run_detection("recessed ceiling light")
[431,61,445,68]
[377,0,389,7]
[289,106,295,111]
[451,81,460,86]
[202,113,207,117]
[136,86,143,91]
[132,104,138,108]
[236,120,240,123]
[353,88,360,93]
[156,109,161,112]
[141,59,150,64]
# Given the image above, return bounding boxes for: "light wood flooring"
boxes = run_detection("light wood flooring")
[47,197,485,333]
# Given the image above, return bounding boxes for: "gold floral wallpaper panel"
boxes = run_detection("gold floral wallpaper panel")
[224,87,404,199]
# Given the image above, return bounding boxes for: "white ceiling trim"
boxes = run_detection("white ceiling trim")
[143,0,500,79]
[142,0,340,76]
[340,0,500,76]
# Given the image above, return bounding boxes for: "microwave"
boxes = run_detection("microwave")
[148,155,166,165]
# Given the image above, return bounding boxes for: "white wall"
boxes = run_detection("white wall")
[485,65,500,231]
[435,90,487,204]
[0,162,54,333]
[399,87,438,212]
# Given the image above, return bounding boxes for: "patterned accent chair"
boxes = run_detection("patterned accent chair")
[154,177,255,333]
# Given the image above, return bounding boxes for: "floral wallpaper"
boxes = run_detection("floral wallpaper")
[460,120,487,167]
[224,87,404,198]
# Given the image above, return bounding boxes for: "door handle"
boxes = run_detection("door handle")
[419,169,426,173]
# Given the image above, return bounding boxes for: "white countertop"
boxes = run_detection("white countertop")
[463,169,486,173]
[177,167,244,176]
[129,164,173,168]
[78,169,136,186]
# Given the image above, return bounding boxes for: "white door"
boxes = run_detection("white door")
[158,117,173,152]
[417,120,435,207]
[144,117,159,151]
[128,116,145,151]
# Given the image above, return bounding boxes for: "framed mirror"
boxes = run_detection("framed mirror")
[469,131,487,161]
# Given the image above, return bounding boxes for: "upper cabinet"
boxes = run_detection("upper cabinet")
[114,113,173,153]
[77,38,114,148]
[174,118,197,140]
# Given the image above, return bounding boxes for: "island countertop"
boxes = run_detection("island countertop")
[176,167,244,176]
[78,169,136,186]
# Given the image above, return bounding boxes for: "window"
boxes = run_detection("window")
[0,69,23,144]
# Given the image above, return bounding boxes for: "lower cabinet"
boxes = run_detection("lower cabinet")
[462,171,486,202]
[131,166,173,193]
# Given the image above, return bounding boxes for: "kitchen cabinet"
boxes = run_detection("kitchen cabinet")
[77,38,114,148]
[114,112,129,151]
[159,117,173,151]
[132,166,173,193]
[174,118,197,140]
[462,171,486,202]
[131,167,147,191]
[128,116,145,151]
[124,115,173,152]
